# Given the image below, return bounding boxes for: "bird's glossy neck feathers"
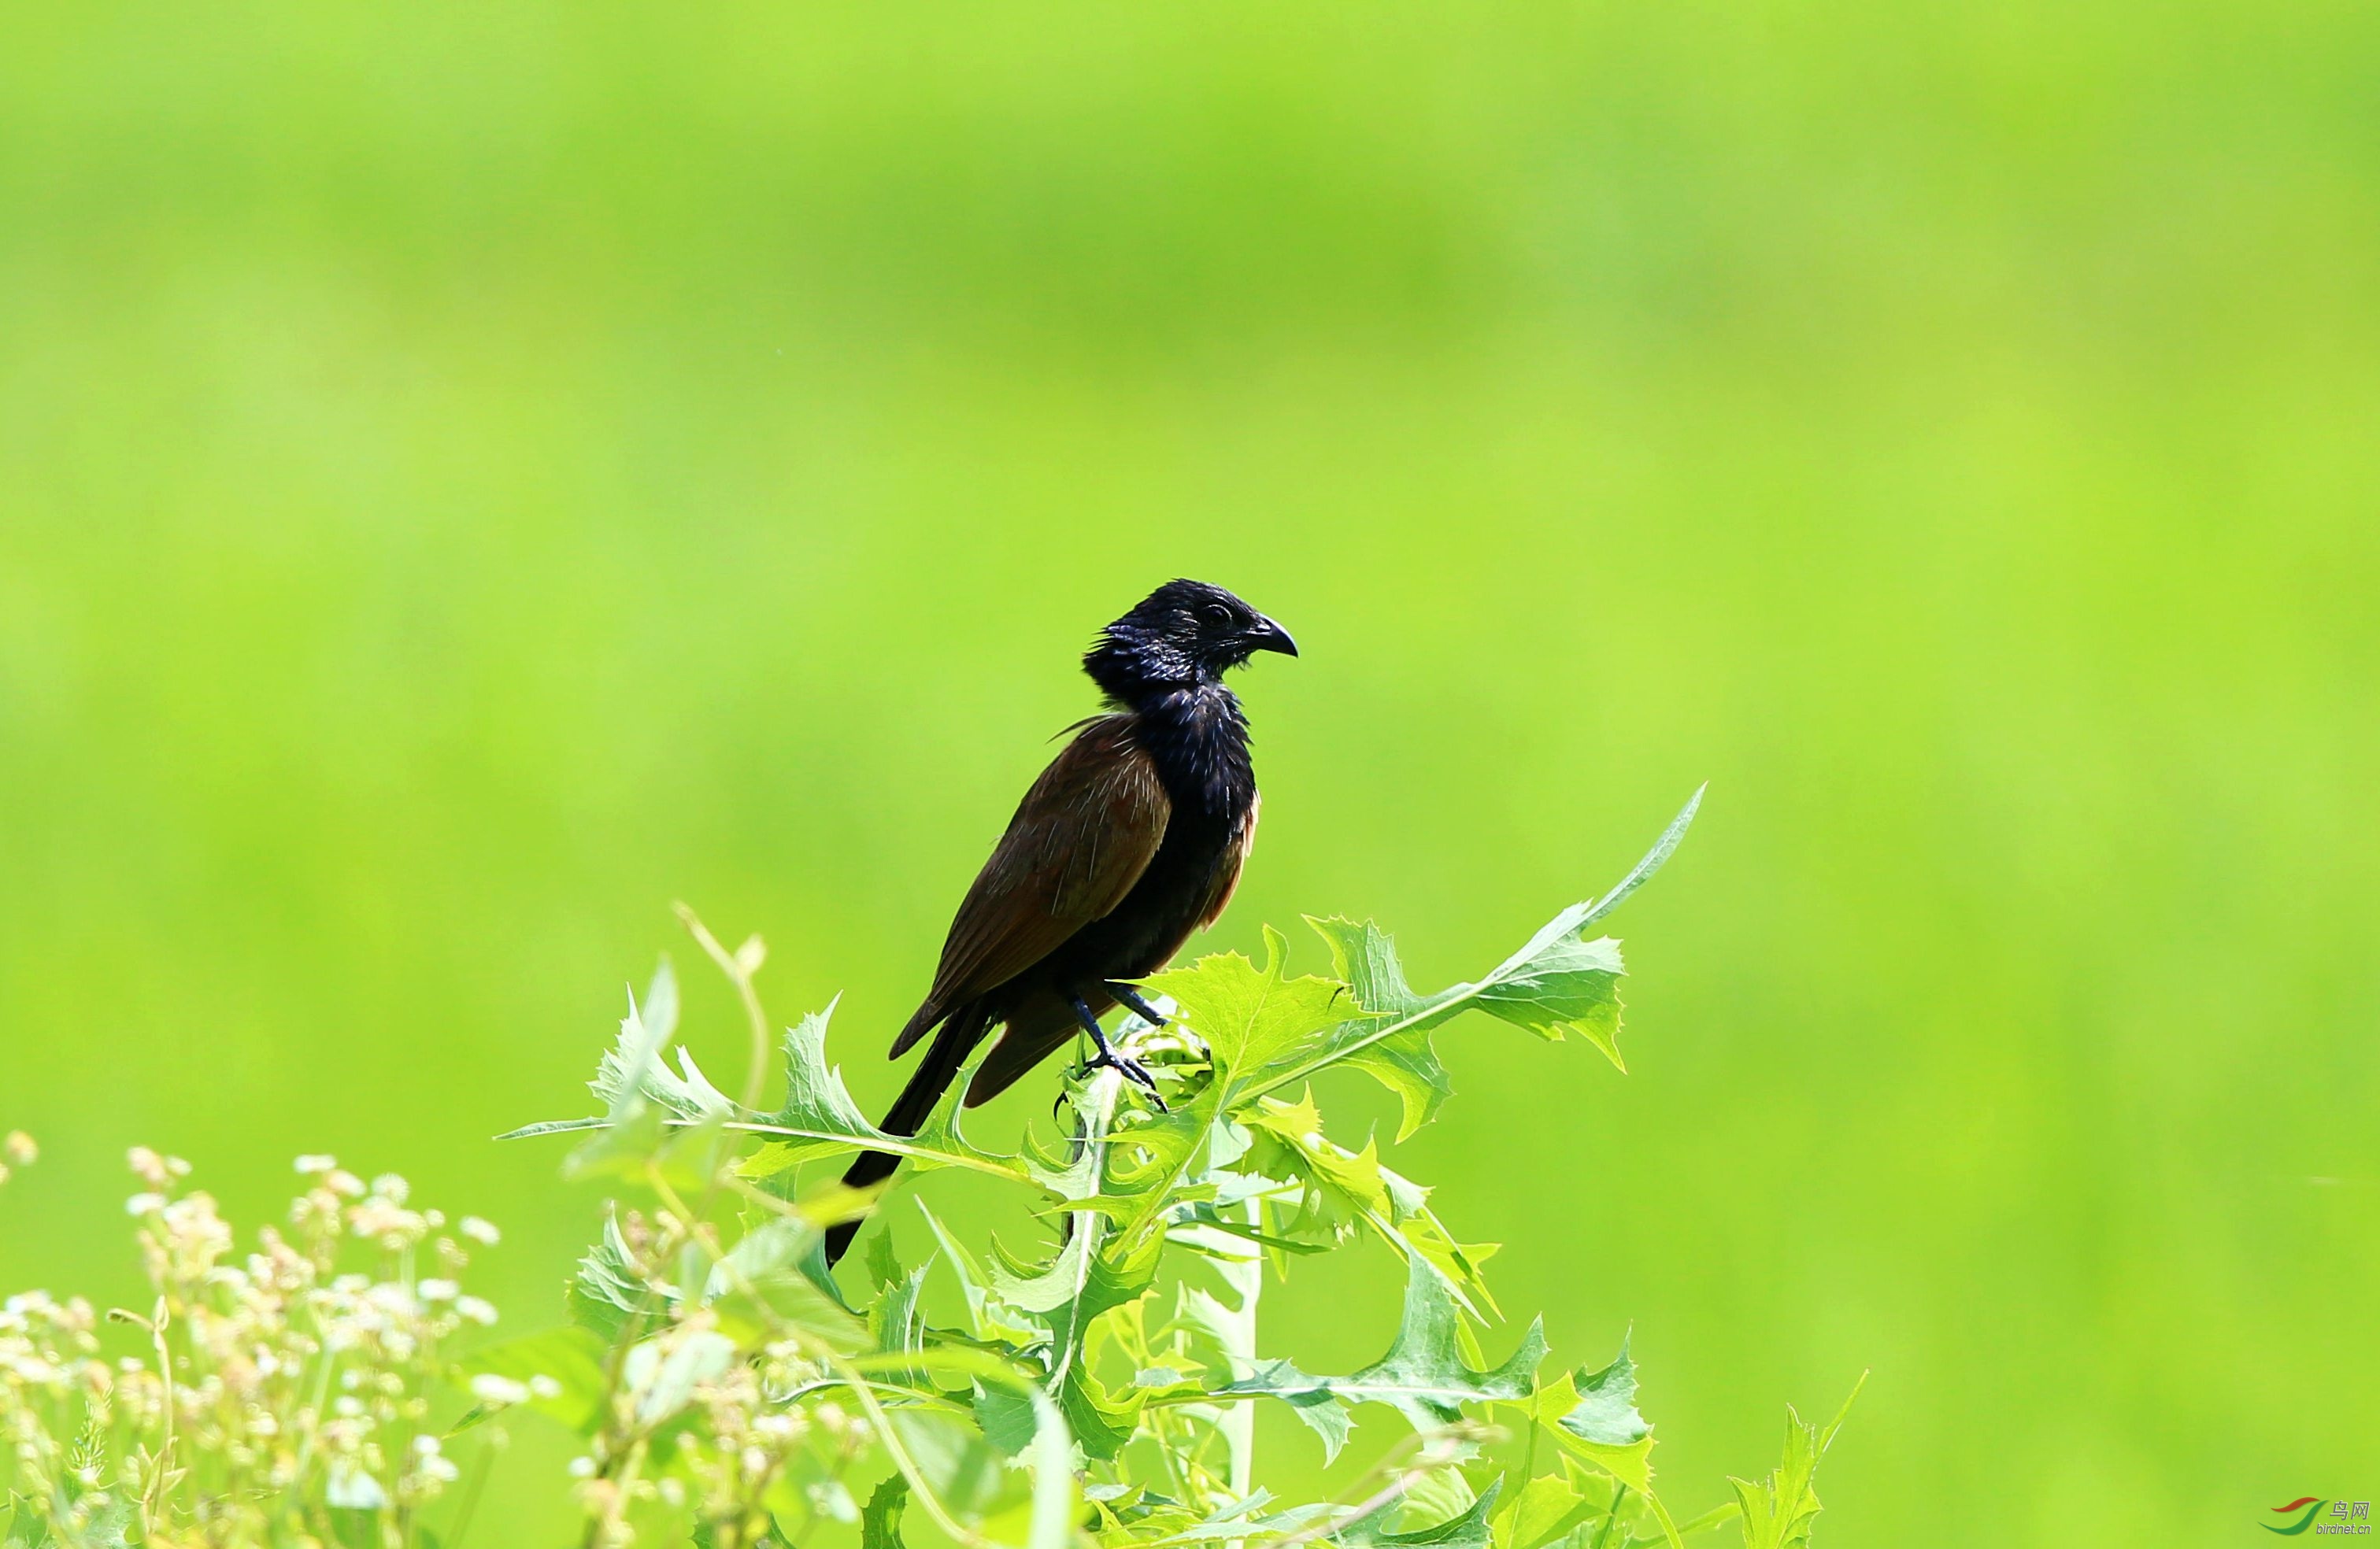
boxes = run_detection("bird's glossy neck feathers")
[1084,627,1257,821]
[1128,684,1254,823]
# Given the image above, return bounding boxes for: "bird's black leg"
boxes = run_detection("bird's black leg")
[1068,992,1167,1109]
[1103,982,1169,1028]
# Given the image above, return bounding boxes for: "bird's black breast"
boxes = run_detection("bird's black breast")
[1038,686,1256,986]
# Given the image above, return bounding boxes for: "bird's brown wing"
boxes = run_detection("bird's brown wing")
[890,715,1170,1056]
[962,789,1260,1107]
[1195,788,1258,930]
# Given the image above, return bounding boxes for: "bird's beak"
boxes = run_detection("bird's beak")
[1249,616,1299,658]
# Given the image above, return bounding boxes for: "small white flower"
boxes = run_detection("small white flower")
[528,1374,562,1399]
[3,1133,34,1166]
[415,1279,458,1302]
[567,1455,596,1478]
[294,1155,338,1175]
[326,1464,388,1510]
[413,1434,444,1457]
[468,1374,530,1407]
[459,1217,501,1246]
[124,1193,166,1216]
[453,1296,498,1326]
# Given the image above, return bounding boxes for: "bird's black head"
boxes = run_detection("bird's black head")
[1083,579,1297,704]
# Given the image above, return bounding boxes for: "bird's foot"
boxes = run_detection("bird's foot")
[1104,982,1170,1029]
[1068,989,1170,1111]
[1077,1045,1168,1111]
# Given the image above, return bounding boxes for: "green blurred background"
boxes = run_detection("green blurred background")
[4,2,2377,1543]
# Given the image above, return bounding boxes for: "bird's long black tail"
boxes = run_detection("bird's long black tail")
[823,1002,985,1266]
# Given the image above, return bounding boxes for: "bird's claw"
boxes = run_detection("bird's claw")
[1078,1048,1168,1111]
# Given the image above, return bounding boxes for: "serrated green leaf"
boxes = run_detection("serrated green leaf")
[757,996,878,1152]
[865,1226,906,1293]
[1727,1376,1864,1549]
[1498,1473,1596,1549]
[534,962,733,1178]
[510,993,1035,1189]
[1305,917,1453,1140]
[870,1261,932,1381]
[597,960,679,1114]
[991,1223,1161,1372]
[1395,1467,1477,1535]
[1564,1341,1653,1449]
[972,1383,1041,1458]
[1220,1255,1542,1438]
[1243,1089,1500,1318]
[1054,1362,1140,1463]
[734,1005,1034,1186]
[568,1211,661,1340]
[1341,1479,1504,1549]
[1516,1340,1659,1497]
[1242,1354,1357,1463]
[1142,926,1351,1102]
[1258,790,1703,1100]
[861,1476,910,1549]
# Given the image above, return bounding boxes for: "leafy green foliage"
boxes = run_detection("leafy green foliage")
[1728,1377,1867,1549]
[0,788,1862,1549]
[479,785,1867,1549]
[1219,1257,1545,1451]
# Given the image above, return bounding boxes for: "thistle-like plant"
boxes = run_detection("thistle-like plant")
[491,786,1861,1549]
[0,788,1860,1549]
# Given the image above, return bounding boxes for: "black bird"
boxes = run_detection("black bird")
[824,579,1296,1266]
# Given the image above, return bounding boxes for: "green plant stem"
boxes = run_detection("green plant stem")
[1214,1199,1262,1500]
[1591,1485,1627,1549]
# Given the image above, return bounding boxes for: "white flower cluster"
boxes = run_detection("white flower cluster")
[0,1146,504,1546]
[561,1215,876,1549]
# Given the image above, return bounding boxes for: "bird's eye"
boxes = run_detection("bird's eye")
[1203,602,1233,627]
